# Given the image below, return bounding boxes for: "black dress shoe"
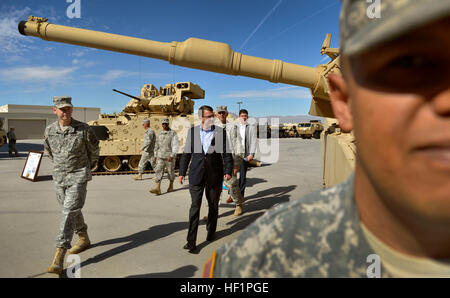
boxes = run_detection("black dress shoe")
[206,232,216,242]
[183,242,196,252]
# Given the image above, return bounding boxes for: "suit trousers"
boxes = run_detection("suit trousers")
[187,183,221,243]
[239,160,249,197]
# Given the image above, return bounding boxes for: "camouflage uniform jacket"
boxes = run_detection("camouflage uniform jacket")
[211,173,391,277]
[141,127,156,153]
[154,129,179,159]
[44,119,99,186]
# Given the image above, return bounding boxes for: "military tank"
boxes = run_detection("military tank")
[0,118,6,147]
[88,82,204,173]
[18,16,354,187]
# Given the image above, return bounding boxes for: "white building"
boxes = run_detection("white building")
[0,104,100,140]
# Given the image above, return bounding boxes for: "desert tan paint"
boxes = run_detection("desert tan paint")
[19,16,353,186]
[19,16,336,117]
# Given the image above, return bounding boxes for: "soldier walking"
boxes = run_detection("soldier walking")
[216,106,245,216]
[44,96,99,275]
[133,119,156,180]
[6,127,18,157]
[150,118,179,195]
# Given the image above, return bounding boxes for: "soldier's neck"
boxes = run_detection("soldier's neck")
[354,161,450,259]
[58,117,72,127]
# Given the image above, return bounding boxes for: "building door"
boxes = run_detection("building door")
[8,119,46,140]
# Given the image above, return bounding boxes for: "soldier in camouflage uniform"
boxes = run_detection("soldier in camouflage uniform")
[133,119,156,180]
[215,106,245,216]
[150,118,179,195]
[44,96,99,275]
[204,0,450,277]
[6,127,18,157]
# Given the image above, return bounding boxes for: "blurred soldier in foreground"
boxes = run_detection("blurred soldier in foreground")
[216,106,245,216]
[7,127,18,157]
[44,96,99,275]
[133,119,156,180]
[204,0,450,277]
[150,118,179,195]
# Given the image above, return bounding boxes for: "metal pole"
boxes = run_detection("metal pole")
[237,101,243,114]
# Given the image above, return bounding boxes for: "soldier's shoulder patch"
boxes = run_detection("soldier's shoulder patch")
[202,250,217,278]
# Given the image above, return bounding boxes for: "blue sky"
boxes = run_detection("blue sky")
[0,0,341,116]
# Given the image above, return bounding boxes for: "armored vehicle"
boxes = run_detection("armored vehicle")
[297,120,324,139]
[88,82,204,173]
[18,16,354,187]
[0,118,6,147]
[280,124,298,138]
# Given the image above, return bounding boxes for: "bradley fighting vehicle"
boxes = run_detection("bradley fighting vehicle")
[18,16,354,186]
[88,82,204,173]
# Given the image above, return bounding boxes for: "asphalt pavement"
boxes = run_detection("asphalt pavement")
[0,138,322,278]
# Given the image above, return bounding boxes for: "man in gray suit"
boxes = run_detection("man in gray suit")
[237,109,257,215]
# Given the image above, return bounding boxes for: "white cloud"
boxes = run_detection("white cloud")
[70,48,95,58]
[220,86,311,99]
[0,7,34,54]
[99,70,136,84]
[0,66,78,83]
[87,69,171,85]
[0,6,60,59]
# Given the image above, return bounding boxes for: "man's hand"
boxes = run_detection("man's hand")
[168,156,173,162]
[224,174,231,181]
[247,155,254,162]
[179,176,185,184]
[233,166,240,176]
[138,148,142,153]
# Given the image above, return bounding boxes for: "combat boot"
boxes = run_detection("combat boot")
[69,232,91,254]
[150,182,161,195]
[133,173,143,180]
[234,204,243,216]
[167,180,174,193]
[47,247,67,275]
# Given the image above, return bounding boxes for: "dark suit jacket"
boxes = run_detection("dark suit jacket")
[179,125,233,187]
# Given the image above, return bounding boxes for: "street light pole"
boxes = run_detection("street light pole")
[237,101,243,114]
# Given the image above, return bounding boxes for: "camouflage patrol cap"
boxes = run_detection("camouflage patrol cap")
[53,96,73,109]
[142,119,150,125]
[161,118,169,124]
[216,106,228,113]
[340,0,450,55]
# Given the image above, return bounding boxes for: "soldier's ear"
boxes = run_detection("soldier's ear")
[327,73,353,133]
[52,107,58,115]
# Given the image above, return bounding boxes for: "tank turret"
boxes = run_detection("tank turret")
[18,16,353,185]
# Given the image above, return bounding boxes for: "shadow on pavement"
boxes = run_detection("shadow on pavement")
[79,221,188,268]
[245,177,267,188]
[37,175,53,182]
[125,265,197,278]
[0,142,44,159]
[196,185,295,253]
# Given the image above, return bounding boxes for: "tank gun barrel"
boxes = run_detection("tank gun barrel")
[112,89,142,101]
[18,16,336,117]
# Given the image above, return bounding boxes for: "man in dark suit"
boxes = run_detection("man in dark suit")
[179,105,233,253]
